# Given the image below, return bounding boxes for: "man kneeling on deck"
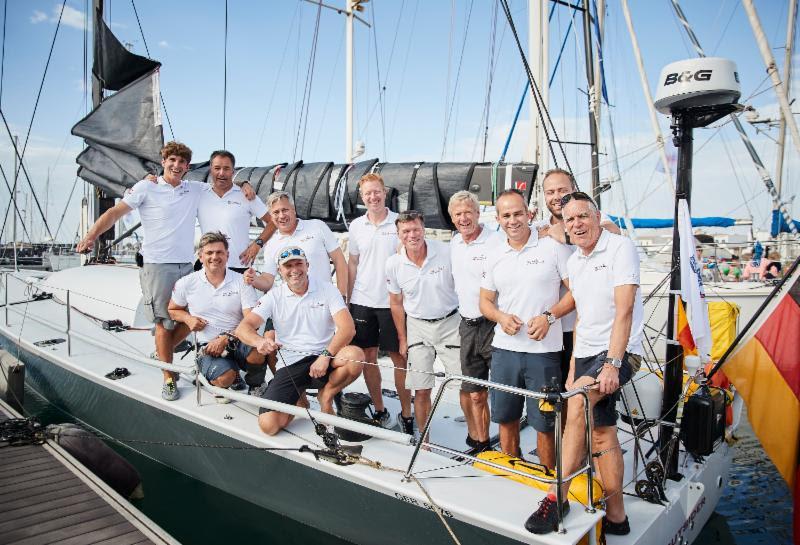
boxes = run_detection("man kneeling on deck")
[168,232,267,402]
[525,192,643,536]
[235,246,364,436]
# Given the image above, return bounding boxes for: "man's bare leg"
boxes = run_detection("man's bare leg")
[413,389,432,432]
[469,390,490,442]
[537,431,556,470]
[460,390,477,441]
[362,347,385,411]
[210,369,237,388]
[592,427,625,522]
[499,420,521,457]
[317,346,364,413]
[389,351,412,418]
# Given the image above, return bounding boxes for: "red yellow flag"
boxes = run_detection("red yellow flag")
[720,259,800,539]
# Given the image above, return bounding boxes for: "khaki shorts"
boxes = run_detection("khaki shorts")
[406,313,462,392]
[139,262,193,330]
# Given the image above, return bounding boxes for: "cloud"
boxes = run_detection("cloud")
[30,10,48,24]
[30,4,86,30]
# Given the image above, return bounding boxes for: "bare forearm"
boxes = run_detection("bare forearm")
[549,291,575,319]
[252,273,274,292]
[234,321,264,348]
[331,251,348,296]
[256,220,276,244]
[346,258,358,300]
[479,296,504,324]
[607,312,632,360]
[168,307,192,324]
[390,302,406,342]
[86,209,123,240]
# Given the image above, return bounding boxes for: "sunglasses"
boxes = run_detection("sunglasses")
[397,210,423,222]
[559,191,596,208]
[277,248,305,262]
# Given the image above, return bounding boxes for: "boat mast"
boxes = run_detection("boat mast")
[620,0,675,192]
[527,0,548,177]
[580,0,601,208]
[12,134,17,271]
[345,0,354,163]
[776,0,798,199]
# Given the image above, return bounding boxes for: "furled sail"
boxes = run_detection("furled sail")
[93,13,160,91]
[72,70,164,197]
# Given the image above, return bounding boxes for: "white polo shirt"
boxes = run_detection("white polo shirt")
[262,219,340,286]
[122,177,205,264]
[171,269,260,343]
[567,229,644,357]
[251,278,346,366]
[348,209,398,308]
[481,230,572,353]
[451,226,501,320]
[198,185,268,268]
[385,239,459,320]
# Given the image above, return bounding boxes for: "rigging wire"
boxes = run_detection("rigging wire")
[440,0,475,161]
[130,0,175,140]
[475,0,499,162]
[223,0,228,149]
[387,0,420,149]
[368,4,387,160]
[311,26,345,158]
[292,0,323,161]
[0,0,6,109]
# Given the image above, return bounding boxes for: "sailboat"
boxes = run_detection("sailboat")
[1,1,795,544]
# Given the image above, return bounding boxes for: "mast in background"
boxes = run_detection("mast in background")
[527,0,549,215]
[12,134,17,271]
[580,0,601,208]
[773,0,797,207]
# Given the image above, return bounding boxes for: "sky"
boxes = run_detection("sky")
[0,0,797,242]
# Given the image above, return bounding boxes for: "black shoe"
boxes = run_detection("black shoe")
[602,515,630,536]
[466,434,478,448]
[398,414,414,435]
[465,439,492,456]
[524,496,570,535]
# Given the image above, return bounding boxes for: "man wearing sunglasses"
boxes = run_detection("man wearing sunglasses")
[245,192,347,299]
[538,169,621,389]
[235,246,364,436]
[386,210,463,438]
[526,192,643,536]
[479,189,574,467]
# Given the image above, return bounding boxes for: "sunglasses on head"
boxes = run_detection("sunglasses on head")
[278,248,305,261]
[559,191,596,208]
[397,210,423,221]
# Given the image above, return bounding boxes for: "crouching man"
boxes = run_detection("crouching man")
[168,232,267,401]
[235,246,364,436]
[526,192,644,536]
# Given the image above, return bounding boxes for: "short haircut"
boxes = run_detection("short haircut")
[267,191,295,209]
[197,231,229,251]
[448,190,480,214]
[496,188,526,204]
[209,150,236,167]
[542,168,577,190]
[359,172,385,190]
[161,141,192,162]
[395,209,425,227]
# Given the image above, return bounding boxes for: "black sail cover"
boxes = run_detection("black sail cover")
[72,70,164,197]
[93,14,160,91]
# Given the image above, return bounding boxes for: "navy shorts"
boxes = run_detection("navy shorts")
[458,317,495,393]
[573,351,637,428]
[259,354,333,413]
[198,342,253,381]
[489,348,562,432]
[351,303,400,353]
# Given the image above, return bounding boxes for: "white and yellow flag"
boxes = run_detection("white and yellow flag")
[677,199,712,361]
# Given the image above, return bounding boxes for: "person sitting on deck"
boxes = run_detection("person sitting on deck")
[235,246,364,436]
[168,232,267,401]
[525,192,644,537]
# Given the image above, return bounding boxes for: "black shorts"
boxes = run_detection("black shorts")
[259,355,332,413]
[560,331,574,389]
[573,351,638,428]
[350,303,400,353]
[458,317,495,393]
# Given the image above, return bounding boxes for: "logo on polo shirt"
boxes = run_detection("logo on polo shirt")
[526,258,544,266]
[594,264,608,272]
[309,301,326,309]
[428,266,445,275]
[300,235,315,243]
[219,290,239,297]
[472,254,487,262]
[226,200,241,206]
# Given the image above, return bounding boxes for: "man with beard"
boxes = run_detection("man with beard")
[448,190,501,454]
[168,232,266,401]
[235,246,364,436]
[347,173,413,433]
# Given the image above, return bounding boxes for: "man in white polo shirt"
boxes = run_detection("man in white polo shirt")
[168,232,266,401]
[235,246,364,436]
[245,192,347,298]
[386,210,463,436]
[197,150,275,273]
[347,173,413,434]
[479,189,573,466]
[77,141,205,401]
[526,191,643,536]
[449,190,500,454]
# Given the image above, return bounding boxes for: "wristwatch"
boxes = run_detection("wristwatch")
[604,357,623,369]
[254,238,265,247]
[542,310,556,325]
[320,349,333,358]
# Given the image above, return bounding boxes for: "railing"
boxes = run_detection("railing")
[404,375,598,535]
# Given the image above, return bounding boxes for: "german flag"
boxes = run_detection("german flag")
[720,258,800,540]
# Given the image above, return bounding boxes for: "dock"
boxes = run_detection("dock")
[0,400,178,545]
